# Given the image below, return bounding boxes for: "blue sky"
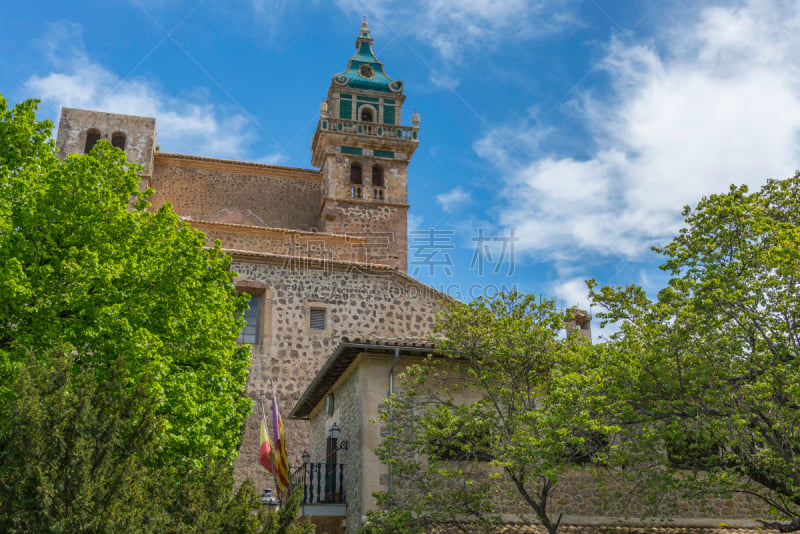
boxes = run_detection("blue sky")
[3,0,800,337]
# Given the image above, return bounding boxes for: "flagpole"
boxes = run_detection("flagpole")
[261,399,280,498]
[270,379,282,496]
[270,379,291,498]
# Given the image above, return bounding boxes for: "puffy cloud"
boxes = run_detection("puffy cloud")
[436,186,472,213]
[24,22,276,161]
[486,0,800,262]
[334,0,579,60]
[548,276,591,310]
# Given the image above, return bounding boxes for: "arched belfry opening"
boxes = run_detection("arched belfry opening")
[360,107,374,122]
[84,129,101,153]
[350,163,362,184]
[350,163,363,199]
[111,132,126,150]
[371,165,384,187]
[372,165,385,201]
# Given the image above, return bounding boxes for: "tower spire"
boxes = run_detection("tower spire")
[310,21,420,272]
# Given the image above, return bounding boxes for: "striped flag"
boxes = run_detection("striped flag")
[272,386,290,496]
[259,417,274,474]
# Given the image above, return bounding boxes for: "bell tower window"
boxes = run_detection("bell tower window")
[371,166,384,187]
[372,165,385,201]
[84,129,101,153]
[111,132,126,150]
[360,108,374,122]
[350,163,362,184]
[350,163,363,199]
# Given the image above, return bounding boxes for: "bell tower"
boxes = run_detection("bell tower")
[311,20,420,273]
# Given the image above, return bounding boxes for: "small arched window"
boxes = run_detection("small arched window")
[372,166,384,187]
[350,163,362,185]
[84,129,101,153]
[111,132,126,150]
[360,107,374,122]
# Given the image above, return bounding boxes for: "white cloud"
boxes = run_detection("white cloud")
[248,0,289,38]
[436,186,471,213]
[334,0,579,60]
[549,277,591,310]
[485,0,800,262]
[24,22,273,161]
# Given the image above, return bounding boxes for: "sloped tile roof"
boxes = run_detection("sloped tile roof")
[289,337,437,419]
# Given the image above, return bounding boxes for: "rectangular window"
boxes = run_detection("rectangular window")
[339,99,352,120]
[310,308,326,330]
[237,296,260,345]
[383,105,395,125]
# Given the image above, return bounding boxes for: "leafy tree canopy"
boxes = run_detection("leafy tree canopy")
[0,95,252,466]
[366,292,602,534]
[0,346,311,533]
[590,172,800,531]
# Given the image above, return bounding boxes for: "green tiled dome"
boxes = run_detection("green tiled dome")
[332,21,403,94]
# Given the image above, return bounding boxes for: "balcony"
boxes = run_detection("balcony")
[291,462,347,518]
[318,117,418,142]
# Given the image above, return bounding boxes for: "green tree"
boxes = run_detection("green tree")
[0,347,314,533]
[0,95,252,467]
[0,95,315,533]
[589,172,800,531]
[366,293,604,534]
[0,348,161,533]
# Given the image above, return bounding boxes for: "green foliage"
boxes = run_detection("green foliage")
[357,508,422,534]
[0,348,303,534]
[0,95,252,467]
[0,348,160,533]
[259,490,315,534]
[589,173,800,531]
[371,292,604,534]
[0,95,312,533]
[144,467,312,534]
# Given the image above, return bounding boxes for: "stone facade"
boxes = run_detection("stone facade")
[57,107,157,179]
[229,257,445,488]
[149,154,323,232]
[54,23,428,534]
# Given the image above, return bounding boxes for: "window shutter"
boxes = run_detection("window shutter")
[310,309,326,330]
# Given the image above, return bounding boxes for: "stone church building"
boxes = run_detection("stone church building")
[56,20,448,532]
[56,21,768,534]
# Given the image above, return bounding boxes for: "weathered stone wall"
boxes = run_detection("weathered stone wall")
[320,154,408,205]
[339,367,363,530]
[231,256,446,490]
[535,470,766,524]
[56,107,156,177]
[318,152,409,272]
[192,221,371,264]
[306,362,364,529]
[320,200,408,271]
[149,154,322,232]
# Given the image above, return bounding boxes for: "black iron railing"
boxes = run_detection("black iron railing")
[290,463,345,504]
